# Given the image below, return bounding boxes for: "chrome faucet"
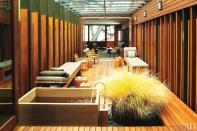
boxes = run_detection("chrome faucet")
[94,81,106,109]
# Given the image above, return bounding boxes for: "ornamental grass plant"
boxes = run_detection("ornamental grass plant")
[102,71,167,125]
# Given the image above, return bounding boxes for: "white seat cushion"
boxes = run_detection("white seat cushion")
[127,51,135,58]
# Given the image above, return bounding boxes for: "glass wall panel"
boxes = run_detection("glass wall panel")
[107,26,115,41]
[89,25,105,41]
[0,0,14,126]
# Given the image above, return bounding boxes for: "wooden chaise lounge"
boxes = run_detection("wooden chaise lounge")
[123,47,149,72]
[35,62,82,87]
[124,57,149,72]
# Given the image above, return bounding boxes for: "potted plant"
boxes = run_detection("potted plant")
[102,71,167,126]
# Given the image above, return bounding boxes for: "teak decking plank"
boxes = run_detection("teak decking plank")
[84,127,90,131]
[56,126,63,131]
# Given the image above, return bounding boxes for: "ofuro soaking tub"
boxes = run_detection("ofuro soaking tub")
[18,87,99,125]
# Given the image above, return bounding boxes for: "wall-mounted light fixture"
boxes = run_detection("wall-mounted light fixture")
[134,16,137,21]
[143,10,147,17]
[157,0,162,10]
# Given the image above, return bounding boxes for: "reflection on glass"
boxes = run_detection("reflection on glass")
[84,25,115,42]
[0,0,13,127]
[89,25,105,41]
[107,26,114,41]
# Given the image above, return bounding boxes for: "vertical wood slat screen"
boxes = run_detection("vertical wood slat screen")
[40,15,47,71]
[19,1,79,92]
[73,24,76,55]
[60,20,64,65]
[72,23,75,61]
[19,9,29,94]
[67,22,70,61]
[175,12,182,99]
[196,18,197,112]
[188,7,197,111]
[54,18,59,67]
[69,23,72,61]
[48,17,54,69]
[71,23,74,61]
[132,6,197,112]
[31,12,39,88]
[75,24,77,54]
[76,25,79,54]
[64,21,68,62]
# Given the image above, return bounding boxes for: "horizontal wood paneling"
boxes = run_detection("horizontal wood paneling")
[132,0,197,24]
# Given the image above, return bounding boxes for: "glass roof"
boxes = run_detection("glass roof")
[58,0,148,17]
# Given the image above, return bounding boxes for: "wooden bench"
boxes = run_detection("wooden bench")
[159,88,197,127]
[35,62,82,87]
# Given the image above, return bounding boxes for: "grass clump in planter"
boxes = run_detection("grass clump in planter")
[102,71,168,126]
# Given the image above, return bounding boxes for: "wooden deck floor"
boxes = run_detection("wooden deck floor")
[14,59,197,131]
[14,126,189,131]
[81,58,126,84]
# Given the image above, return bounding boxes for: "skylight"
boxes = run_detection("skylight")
[58,0,148,17]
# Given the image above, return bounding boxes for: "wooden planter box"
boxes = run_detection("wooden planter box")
[18,87,99,125]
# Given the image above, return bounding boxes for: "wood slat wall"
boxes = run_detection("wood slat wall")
[60,20,64,65]
[188,7,197,111]
[196,17,197,113]
[64,21,68,62]
[132,5,197,112]
[48,17,54,69]
[19,3,79,93]
[40,15,47,71]
[70,23,74,60]
[54,18,59,67]
[67,22,71,61]
[19,9,29,94]
[31,12,39,88]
